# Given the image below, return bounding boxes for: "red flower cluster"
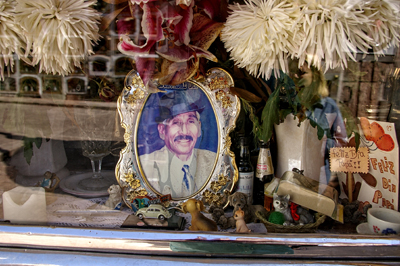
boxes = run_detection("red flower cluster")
[117,0,227,87]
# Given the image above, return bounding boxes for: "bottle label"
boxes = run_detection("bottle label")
[236,172,254,204]
[256,148,274,179]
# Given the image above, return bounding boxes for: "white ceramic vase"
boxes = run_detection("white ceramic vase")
[10,138,69,185]
[274,114,326,184]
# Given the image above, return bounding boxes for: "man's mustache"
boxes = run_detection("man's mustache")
[174,135,193,142]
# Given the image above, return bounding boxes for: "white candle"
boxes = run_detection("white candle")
[2,186,47,224]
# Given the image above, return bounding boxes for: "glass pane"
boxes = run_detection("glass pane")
[0,1,399,253]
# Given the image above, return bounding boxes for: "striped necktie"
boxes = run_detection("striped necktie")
[182,164,194,195]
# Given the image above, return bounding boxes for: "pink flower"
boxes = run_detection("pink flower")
[117,0,225,86]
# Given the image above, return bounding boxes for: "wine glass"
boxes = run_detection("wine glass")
[72,106,116,194]
[78,140,113,191]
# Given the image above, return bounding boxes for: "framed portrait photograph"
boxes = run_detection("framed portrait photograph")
[116,68,240,208]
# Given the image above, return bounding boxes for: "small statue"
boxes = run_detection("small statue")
[227,192,269,224]
[273,193,314,226]
[234,207,251,233]
[341,198,372,224]
[182,199,218,231]
[209,205,235,229]
[36,171,60,192]
[104,184,122,209]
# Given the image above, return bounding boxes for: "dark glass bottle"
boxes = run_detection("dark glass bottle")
[254,140,274,208]
[236,136,254,204]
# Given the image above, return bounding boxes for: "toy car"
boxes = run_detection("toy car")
[136,204,172,220]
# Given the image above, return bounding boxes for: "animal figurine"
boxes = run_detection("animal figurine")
[228,192,269,224]
[182,199,218,231]
[234,207,251,233]
[209,205,235,229]
[104,184,122,209]
[272,193,314,226]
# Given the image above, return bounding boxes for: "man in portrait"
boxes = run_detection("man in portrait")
[139,90,217,198]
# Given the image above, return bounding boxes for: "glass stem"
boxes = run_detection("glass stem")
[91,158,103,179]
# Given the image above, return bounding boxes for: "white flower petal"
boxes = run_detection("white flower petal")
[221,0,302,79]
[0,0,26,80]
[14,0,101,76]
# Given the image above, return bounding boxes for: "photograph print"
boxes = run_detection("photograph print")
[137,83,218,199]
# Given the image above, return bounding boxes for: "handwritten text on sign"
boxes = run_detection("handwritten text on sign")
[330,147,369,173]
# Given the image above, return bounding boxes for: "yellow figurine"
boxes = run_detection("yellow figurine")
[182,199,218,231]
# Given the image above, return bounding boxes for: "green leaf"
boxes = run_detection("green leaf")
[23,137,43,165]
[279,108,293,120]
[297,68,323,110]
[33,137,42,149]
[308,118,325,140]
[354,132,360,151]
[241,99,262,143]
[338,103,359,139]
[259,88,281,142]
[23,139,34,165]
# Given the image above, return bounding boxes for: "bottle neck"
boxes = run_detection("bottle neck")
[256,141,274,180]
[259,146,270,154]
[240,145,250,159]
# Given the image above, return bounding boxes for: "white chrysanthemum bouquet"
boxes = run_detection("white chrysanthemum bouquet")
[0,0,100,79]
[0,0,26,80]
[221,0,400,79]
[222,0,303,79]
[15,0,101,76]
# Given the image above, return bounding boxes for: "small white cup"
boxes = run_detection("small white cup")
[367,208,400,235]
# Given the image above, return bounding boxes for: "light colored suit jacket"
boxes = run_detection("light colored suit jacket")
[139,146,217,198]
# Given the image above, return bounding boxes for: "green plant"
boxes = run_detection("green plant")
[23,137,45,165]
[240,61,360,149]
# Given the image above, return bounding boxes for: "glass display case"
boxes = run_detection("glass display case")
[0,0,399,264]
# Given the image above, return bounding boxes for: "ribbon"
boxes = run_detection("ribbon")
[290,203,300,221]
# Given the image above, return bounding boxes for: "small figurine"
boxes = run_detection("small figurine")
[209,205,235,229]
[36,171,60,192]
[272,193,314,226]
[341,198,372,224]
[182,199,218,231]
[227,192,269,224]
[104,184,122,209]
[234,207,251,233]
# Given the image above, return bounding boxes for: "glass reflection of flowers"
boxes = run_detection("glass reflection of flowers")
[95,77,118,102]
[112,0,227,89]
[220,0,400,144]
[14,0,101,76]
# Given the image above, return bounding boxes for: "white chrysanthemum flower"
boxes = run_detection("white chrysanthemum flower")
[221,0,303,79]
[0,0,26,80]
[295,0,373,72]
[14,0,101,75]
[356,0,400,57]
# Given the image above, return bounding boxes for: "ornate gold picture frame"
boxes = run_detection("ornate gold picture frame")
[116,68,240,209]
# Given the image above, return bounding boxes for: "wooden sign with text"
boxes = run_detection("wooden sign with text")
[330,147,369,173]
